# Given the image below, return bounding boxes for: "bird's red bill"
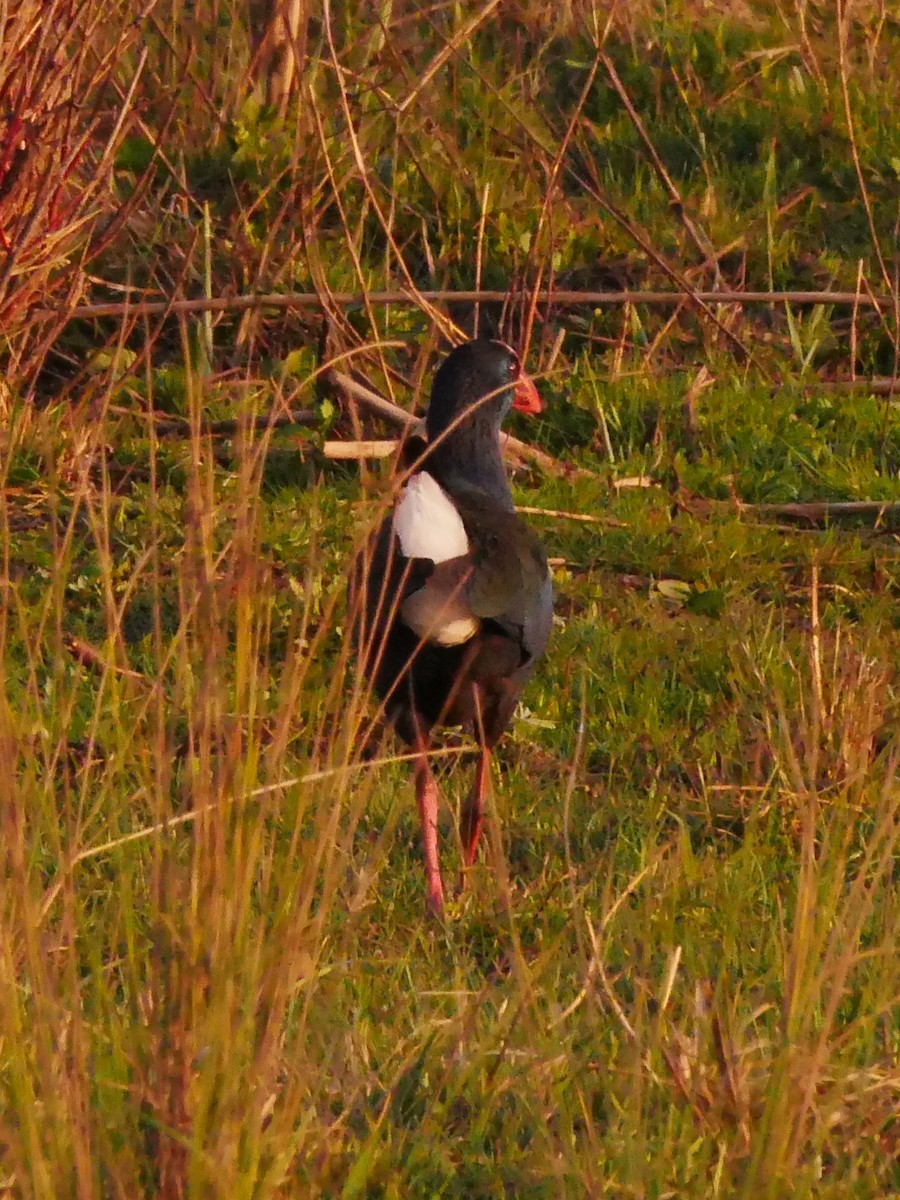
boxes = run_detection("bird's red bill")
[512,371,543,415]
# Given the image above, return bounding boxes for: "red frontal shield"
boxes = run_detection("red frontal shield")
[512,371,542,415]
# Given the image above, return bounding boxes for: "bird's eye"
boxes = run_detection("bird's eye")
[507,354,520,377]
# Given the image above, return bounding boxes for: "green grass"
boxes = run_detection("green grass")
[1,2,899,1197]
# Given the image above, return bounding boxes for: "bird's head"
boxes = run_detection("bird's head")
[426,339,542,445]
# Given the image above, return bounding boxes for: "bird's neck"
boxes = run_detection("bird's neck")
[427,423,514,511]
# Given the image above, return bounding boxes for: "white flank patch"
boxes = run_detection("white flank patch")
[402,588,479,646]
[394,473,478,644]
[392,472,469,563]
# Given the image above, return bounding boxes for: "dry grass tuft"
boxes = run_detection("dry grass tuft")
[1,1,898,1195]
[0,1,153,385]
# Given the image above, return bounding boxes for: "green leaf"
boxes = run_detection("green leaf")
[115,134,154,175]
[340,1136,380,1200]
[86,347,137,375]
[653,579,692,610]
[281,349,307,378]
[685,586,726,618]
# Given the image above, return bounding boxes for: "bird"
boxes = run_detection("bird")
[349,338,553,914]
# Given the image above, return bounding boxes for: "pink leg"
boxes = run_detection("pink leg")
[414,756,445,915]
[459,747,491,882]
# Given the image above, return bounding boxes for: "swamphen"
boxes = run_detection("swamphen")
[350,339,553,913]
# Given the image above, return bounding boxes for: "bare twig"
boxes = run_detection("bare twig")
[330,368,417,426]
[613,475,656,489]
[681,493,900,525]
[745,500,900,522]
[329,367,593,479]
[599,50,719,271]
[396,0,504,114]
[521,52,602,357]
[516,505,627,528]
[816,378,900,396]
[38,288,897,324]
[44,746,479,894]
[323,439,397,459]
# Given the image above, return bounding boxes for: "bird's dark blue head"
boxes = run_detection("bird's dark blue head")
[421,339,542,507]
[425,339,541,445]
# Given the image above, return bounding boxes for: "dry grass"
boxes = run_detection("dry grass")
[0,0,156,388]
[0,1,898,1196]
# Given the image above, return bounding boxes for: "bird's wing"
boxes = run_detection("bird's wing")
[458,505,552,663]
[354,481,551,659]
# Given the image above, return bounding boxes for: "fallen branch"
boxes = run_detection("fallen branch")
[330,369,416,427]
[501,433,594,479]
[682,494,900,525]
[329,368,593,479]
[746,499,900,522]
[40,287,898,324]
[320,441,639,510]
[613,475,657,489]
[815,378,900,396]
[323,439,396,459]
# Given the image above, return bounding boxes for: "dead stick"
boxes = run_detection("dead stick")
[746,500,900,520]
[330,369,417,427]
[499,431,594,479]
[516,505,627,528]
[814,379,900,395]
[323,440,397,459]
[684,495,900,523]
[330,368,593,479]
[39,288,898,323]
